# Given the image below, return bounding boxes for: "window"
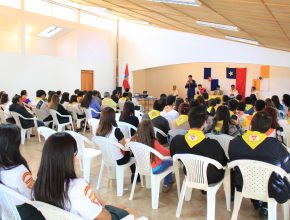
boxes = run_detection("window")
[25,0,51,16]
[0,0,21,8]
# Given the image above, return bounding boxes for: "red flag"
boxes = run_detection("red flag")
[236,68,247,98]
[122,64,130,90]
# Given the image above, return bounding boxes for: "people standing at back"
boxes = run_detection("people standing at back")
[185,75,197,101]
[81,91,101,119]
[161,95,179,121]
[102,91,117,110]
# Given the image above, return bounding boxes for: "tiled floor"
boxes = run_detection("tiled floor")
[21,133,285,220]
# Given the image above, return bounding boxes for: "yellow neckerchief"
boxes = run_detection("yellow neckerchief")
[148,110,160,120]
[176,114,188,126]
[230,111,235,117]
[68,102,77,107]
[164,105,173,113]
[207,106,213,114]
[34,97,42,102]
[185,129,205,148]
[245,104,253,112]
[215,120,223,132]
[242,131,267,150]
[119,97,127,102]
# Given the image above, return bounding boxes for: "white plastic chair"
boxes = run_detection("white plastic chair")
[67,106,85,129]
[65,131,102,183]
[173,154,227,219]
[10,111,40,144]
[82,107,100,132]
[32,201,83,220]
[93,136,135,197]
[168,129,188,144]
[228,160,289,220]
[49,109,74,132]
[134,110,143,121]
[205,133,233,158]
[37,127,56,141]
[0,109,7,124]
[88,118,100,136]
[118,121,137,139]
[0,183,33,220]
[115,112,121,122]
[34,108,53,127]
[126,141,173,209]
[154,127,167,138]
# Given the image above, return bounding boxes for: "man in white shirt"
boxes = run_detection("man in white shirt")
[171,85,179,97]
[161,95,179,121]
[229,84,239,98]
[34,90,52,122]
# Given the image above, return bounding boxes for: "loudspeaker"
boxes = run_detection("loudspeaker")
[116,86,122,95]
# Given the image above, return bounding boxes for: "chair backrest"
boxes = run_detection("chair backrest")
[83,107,100,119]
[134,110,143,121]
[0,183,32,220]
[153,127,167,138]
[10,111,24,129]
[173,154,224,190]
[37,127,56,140]
[205,133,233,158]
[88,118,100,136]
[117,121,137,139]
[228,160,288,201]
[48,109,60,125]
[126,141,165,176]
[168,129,188,144]
[66,106,78,121]
[0,108,6,124]
[278,110,286,119]
[115,112,120,121]
[32,201,84,220]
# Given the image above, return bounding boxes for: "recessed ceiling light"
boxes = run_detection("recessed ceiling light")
[38,26,62,38]
[196,21,239,32]
[225,36,259,45]
[148,0,201,7]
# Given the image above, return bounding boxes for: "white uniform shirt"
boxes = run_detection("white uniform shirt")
[161,106,179,121]
[35,99,50,121]
[67,178,102,220]
[0,164,33,205]
[0,101,12,119]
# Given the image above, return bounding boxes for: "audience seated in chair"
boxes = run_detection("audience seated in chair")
[81,91,101,119]
[48,94,72,124]
[102,91,117,110]
[170,103,190,130]
[161,95,179,121]
[119,101,139,136]
[33,90,53,123]
[60,92,70,109]
[0,93,14,123]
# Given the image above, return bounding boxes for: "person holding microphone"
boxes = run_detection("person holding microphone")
[185,75,197,101]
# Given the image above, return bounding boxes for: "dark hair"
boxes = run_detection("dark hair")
[271,95,281,110]
[189,99,200,109]
[175,98,184,112]
[47,92,56,103]
[125,88,130,92]
[228,99,239,112]
[222,95,229,104]
[0,93,8,104]
[196,95,205,106]
[12,95,21,104]
[231,84,235,88]
[188,75,192,78]
[255,100,266,112]
[265,98,275,108]
[160,94,167,99]
[96,107,117,136]
[282,94,290,107]
[245,97,252,105]
[252,86,256,91]
[215,97,221,104]
[120,101,135,120]
[36,90,46,98]
[77,91,84,97]
[198,84,202,87]
[74,89,80,95]
[188,106,206,128]
[56,90,62,96]
[112,89,119,97]
[237,102,246,111]
[251,111,272,133]
[60,92,70,104]
[178,103,190,115]
[264,107,280,129]
[250,94,257,105]
[217,85,220,89]
[48,91,55,97]
[33,133,77,209]
[203,92,209,100]
[92,90,101,98]
[159,97,166,109]
[208,99,217,116]
[166,95,176,106]
[20,90,27,96]
[153,100,163,111]
[212,105,232,134]
[236,94,243,101]
[122,92,129,98]
[69,95,77,103]
[81,91,93,108]
[0,124,29,171]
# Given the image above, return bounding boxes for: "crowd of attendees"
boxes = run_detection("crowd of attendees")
[0,87,290,219]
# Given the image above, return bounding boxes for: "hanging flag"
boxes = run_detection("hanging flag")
[261,65,270,78]
[204,68,211,79]
[226,67,247,98]
[260,65,270,91]
[122,64,130,90]
[226,68,236,79]
[211,79,219,91]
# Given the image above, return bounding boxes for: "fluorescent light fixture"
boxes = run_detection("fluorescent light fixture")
[148,0,201,7]
[127,20,150,25]
[38,26,62,38]
[225,36,259,45]
[196,20,239,32]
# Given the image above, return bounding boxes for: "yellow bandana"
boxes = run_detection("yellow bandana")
[207,106,213,114]
[230,111,235,117]
[245,104,253,112]
[215,120,224,132]
[185,130,205,148]
[164,106,173,113]
[119,97,127,102]
[148,110,160,120]
[176,115,188,126]
[68,102,77,107]
[242,131,267,150]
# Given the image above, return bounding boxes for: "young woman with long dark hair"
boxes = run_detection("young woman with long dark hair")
[60,92,70,108]
[119,101,139,136]
[81,91,101,118]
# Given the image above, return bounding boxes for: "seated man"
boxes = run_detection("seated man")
[143,100,170,145]
[102,91,117,110]
[170,106,228,184]
[196,84,207,95]
[161,95,179,121]
[229,111,290,216]
[229,85,239,98]
[213,85,223,95]
[33,90,52,123]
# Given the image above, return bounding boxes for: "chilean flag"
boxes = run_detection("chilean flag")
[226,67,247,98]
[122,64,131,90]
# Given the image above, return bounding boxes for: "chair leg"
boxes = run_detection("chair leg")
[176,181,187,218]
[184,187,192,201]
[283,201,289,220]
[129,171,139,200]
[145,176,151,189]
[140,175,144,188]
[151,175,161,209]
[207,187,217,220]
[96,162,104,190]
[83,119,87,132]
[268,198,277,220]
[116,166,125,197]
[82,158,91,183]
[231,190,242,220]
[21,130,26,145]
[223,168,231,211]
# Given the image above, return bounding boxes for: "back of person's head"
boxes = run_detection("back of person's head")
[122,92,128,98]
[175,97,184,112]
[49,94,60,110]
[0,124,29,170]
[56,90,62,96]
[271,95,281,109]
[112,89,118,96]
[125,88,130,92]
[20,90,27,97]
[196,95,205,106]
[77,91,84,97]
[0,93,8,104]
[81,91,93,108]
[178,103,190,115]
[12,94,21,104]
[213,105,231,133]
[188,106,206,129]
[237,102,246,112]
[0,91,4,99]
[264,107,279,129]
[92,90,101,98]
[74,89,80,95]
[202,92,209,100]
[189,99,200,109]
[120,101,135,120]
[245,97,252,105]
[134,119,155,149]
[166,95,176,106]
[282,94,290,107]
[96,107,117,136]
[228,99,239,111]
[254,100,266,112]
[33,132,77,209]
[222,95,229,104]
[217,85,220,89]
[69,95,77,103]
[47,91,56,103]
[250,94,257,105]
[215,97,221,104]
[251,111,272,133]
[36,90,46,98]
[265,98,275,108]
[208,99,217,107]
[103,91,110,98]
[153,100,163,111]
[160,93,167,100]
[60,92,69,104]
[236,94,243,102]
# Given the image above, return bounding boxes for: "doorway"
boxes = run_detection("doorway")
[81,70,94,91]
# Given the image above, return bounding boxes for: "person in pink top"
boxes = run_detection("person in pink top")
[132,119,173,192]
